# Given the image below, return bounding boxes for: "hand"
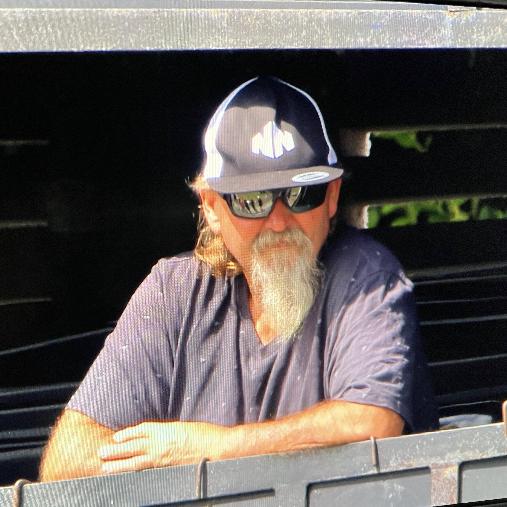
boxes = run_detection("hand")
[98,421,230,474]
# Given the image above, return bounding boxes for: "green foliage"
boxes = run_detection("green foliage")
[372,131,432,153]
[368,130,507,228]
[368,198,507,228]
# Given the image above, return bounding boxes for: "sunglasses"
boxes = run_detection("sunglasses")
[222,183,329,219]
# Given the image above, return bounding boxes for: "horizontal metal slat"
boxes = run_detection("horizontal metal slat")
[0,440,47,452]
[422,319,505,361]
[0,383,78,410]
[417,299,507,320]
[0,404,62,431]
[370,220,507,273]
[0,2,506,52]
[0,446,42,487]
[1,423,507,505]
[430,354,507,396]
[0,427,50,442]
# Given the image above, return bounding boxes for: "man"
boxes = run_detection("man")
[40,76,437,481]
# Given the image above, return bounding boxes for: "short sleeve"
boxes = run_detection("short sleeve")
[67,260,175,429]
[326,270,421,431]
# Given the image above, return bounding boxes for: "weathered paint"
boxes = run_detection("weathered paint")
[1,423,507,505]
[0,1,506,52]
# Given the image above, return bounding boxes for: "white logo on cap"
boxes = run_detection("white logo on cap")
[252,121,295,159]
[292,171,330,183]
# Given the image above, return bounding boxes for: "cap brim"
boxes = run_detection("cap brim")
[206,166,343,193]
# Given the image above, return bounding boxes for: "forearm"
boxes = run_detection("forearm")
[221,400,404,460]
[89,401,405,475]
[39,409,114,482]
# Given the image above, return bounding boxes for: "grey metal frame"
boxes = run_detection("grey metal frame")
[1,1,506,505]
[1,422,507,506]
[0,0,506,52]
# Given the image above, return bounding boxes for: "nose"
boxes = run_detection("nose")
[264,198,293,232]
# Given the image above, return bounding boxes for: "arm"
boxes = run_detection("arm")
[230,399,403,455]
[39,261,175,482]
[40,397,402,479]
[98,400,403,474]
[39,409,114,482]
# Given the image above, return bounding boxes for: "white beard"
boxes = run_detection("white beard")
[251,228,322,340]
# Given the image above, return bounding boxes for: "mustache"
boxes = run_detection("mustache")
[252,228,310,253]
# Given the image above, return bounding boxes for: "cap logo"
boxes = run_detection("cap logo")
[252,121,295,159]
[292,171,330,183]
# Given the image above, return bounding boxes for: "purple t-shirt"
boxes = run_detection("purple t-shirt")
[68,226,438,433]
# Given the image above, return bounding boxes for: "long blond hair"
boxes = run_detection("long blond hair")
[188,175,242,277]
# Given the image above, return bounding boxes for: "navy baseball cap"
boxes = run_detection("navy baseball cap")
[202,77,344,193]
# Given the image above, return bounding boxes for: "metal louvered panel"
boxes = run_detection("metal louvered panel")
[0,1,505,52]
[1,422,507,505]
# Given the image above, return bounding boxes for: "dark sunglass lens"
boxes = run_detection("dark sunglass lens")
[228,190,274,218]
[286,183,328,212]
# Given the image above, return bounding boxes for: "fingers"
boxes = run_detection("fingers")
[99,439,145,461]
[101,455,151,475]
[113,423,149,443]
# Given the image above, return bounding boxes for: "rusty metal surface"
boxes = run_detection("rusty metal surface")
[430,464,460,506]
[1,422,507,506]
[0,1,506,52]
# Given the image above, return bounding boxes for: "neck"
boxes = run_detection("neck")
[244,267,277,344]
[247,290,279,345]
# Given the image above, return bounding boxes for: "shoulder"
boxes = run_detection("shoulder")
[148,252,214,288]
[147,252,232,309]
[318,226,414,312]
[322,225,410,286]
[152,251,201,278]
[124,253,211,313]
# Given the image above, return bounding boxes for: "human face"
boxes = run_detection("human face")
[200,179,341,274]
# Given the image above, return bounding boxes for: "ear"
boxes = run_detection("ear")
[199,190,222,234]
[327,179,342,219]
